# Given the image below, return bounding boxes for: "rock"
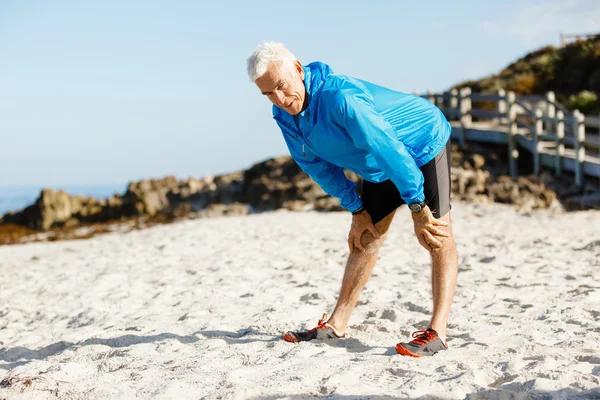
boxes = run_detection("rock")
[241,156,308,211]
[464,153,485,170]
[451,167,490,199]
[38,189,74,230]
[167,202,192,219]
[123,176,179,216]
[177,178,203,198]
[1,189,97,230]
[240,156,360,212]
[449,143,560,211]
[213,172,245,204]
[63,218,80,229]
[486,175,556,211]
[69,195,85,215]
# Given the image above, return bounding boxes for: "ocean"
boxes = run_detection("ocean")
[0,184,127,216]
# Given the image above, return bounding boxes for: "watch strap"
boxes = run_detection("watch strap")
[351,205,365,215]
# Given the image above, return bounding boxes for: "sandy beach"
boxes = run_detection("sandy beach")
[0,200,599,399]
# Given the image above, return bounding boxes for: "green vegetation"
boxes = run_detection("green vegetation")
[454,36,600,113]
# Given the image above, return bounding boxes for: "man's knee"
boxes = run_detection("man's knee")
[427,212,455,254]
[358,230,387,252]
[352,209,395,253]
[429,235,457,257]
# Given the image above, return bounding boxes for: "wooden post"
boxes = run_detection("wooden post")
[456,89,464,148]
[572,110,586,187]
[427,88,435,104]
[497,89,507,124]
[458,87,472,149]
[507,91,518,179]
[546,91,555,136]
[534,109,543,175]
[435,92,444,110]
[460,87,472,127]
[555,110,564,177]
[450,88,458,109]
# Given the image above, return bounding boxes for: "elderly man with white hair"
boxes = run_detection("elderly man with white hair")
[247,42,458,357]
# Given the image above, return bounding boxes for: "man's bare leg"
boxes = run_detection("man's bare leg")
[326,210,397,335]
[427,211,458,342]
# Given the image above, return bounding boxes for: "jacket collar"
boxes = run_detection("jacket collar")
[273,61,333,121]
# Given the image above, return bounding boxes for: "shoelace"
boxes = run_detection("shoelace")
[303,313,330,335]
[311,313,329,331]
[307,313,344,338]
[410,329,437,345]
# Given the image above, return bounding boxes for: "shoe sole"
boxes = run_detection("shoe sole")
[282,332,299,343]
[282,321,346,344]
[395,344,424,358]
[282,330,345,343]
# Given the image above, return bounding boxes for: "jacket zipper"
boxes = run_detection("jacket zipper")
[302,110,315,158]
[275,111,317,159]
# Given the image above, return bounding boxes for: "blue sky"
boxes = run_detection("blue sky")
[1,0,599,185]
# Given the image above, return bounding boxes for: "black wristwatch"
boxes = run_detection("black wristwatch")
[408,200,427,214]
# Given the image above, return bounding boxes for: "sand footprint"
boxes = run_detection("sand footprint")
[300,293,323,304]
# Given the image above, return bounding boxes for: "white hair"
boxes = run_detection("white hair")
[246,41,297,82]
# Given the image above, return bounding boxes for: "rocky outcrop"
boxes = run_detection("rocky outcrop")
[450,144,559,211]
[0,157,342,232]
[0,142,567,237]
[124,176,180,216]
[238,156,359,211]
[0,189,101,231]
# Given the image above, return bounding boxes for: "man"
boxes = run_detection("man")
[247,42,458,357]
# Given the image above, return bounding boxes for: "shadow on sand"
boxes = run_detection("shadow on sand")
[0,327,392,371]
[249,386,600,399]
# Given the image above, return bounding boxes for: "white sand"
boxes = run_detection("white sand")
[0,201,599,400]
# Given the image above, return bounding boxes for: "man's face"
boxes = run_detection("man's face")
[255,60,306,115]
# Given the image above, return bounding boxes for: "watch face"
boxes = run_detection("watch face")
[410,204,421,213]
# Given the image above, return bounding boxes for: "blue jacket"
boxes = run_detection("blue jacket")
[273,62,451,212]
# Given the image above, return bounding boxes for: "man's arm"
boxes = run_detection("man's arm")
[280,132,363,212]
[333,82,426,205]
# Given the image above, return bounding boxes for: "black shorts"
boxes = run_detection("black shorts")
[360,140,452,224]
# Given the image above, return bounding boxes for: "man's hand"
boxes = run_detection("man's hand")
[412,206,449,251]
[348,210,380,252]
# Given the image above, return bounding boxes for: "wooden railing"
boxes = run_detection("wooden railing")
[418,88,600,187]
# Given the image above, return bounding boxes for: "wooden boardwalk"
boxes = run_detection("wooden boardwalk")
[449,121,600,179]
[421,89,600,188]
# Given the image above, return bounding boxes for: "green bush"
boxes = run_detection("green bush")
[568,90,600,114]
[451,36,600,113]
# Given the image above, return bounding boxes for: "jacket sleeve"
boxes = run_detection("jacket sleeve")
[280,130,363,212]
[333,84,426,205]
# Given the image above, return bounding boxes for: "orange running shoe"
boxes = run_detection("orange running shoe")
[282,313,345,343]
[395,328,448,357]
